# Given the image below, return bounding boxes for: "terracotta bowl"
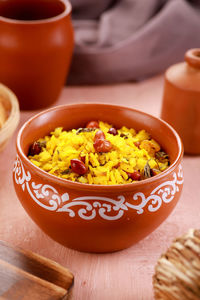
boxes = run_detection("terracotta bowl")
[13,104,184,253]
[0,83,20,152]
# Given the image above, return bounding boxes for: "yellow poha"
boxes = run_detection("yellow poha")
[28,121,169,185]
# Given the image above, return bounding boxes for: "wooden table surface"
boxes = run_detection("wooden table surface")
[0,75,199,300]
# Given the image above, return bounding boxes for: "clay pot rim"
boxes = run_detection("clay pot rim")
[17,103,183,192]
[0,0,72,25]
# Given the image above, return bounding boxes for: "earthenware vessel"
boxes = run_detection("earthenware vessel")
[13,103,183,252]
[0,0,73,110]
[0,83,19,152]
[161,48,200,154]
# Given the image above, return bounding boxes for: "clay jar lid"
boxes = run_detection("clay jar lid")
[166,49,200,91]
[161,48,200,155]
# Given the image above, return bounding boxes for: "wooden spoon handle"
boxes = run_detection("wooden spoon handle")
[0,240,74,291]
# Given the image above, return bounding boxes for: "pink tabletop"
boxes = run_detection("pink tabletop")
[0,75,199,300]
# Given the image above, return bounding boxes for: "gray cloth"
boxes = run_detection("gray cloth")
[68,0,200,84]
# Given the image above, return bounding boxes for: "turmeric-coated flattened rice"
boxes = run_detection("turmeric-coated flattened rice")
[28,121,169,185]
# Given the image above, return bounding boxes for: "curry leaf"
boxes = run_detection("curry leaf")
[144,161,151,178]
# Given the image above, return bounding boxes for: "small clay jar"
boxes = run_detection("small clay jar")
[161,49,200,155]
[0,0,74,110]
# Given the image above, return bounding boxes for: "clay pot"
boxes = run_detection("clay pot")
[13,104,183,253]
[0,0,74,110]
[0,83,19,152]
[161,48,200,155]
